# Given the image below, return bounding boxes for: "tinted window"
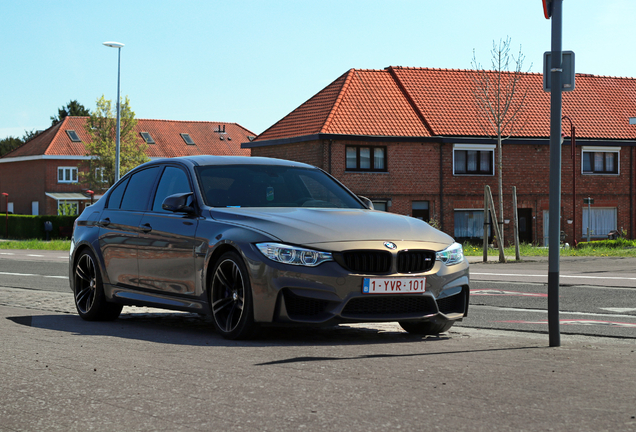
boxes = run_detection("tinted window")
[152,166,192,212]
[120,167,159,211]
[195,165,364,209]
[106,178,129,209]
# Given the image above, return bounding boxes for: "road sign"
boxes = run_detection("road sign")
[544,51,575,92]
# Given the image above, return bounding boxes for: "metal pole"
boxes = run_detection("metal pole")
[115,47,122,182]
[548,0,563,347]
[572,124,576,247]
[587,199,591,242]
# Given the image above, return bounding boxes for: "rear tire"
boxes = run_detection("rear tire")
[209,252,258,340]
[399,319,454,335]
[73,249,122,321]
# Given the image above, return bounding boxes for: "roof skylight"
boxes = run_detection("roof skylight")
[66,130,82,142]
[180,133,195,145]
[140,132,155,144]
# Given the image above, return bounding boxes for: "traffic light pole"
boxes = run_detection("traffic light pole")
[547,0,563,347]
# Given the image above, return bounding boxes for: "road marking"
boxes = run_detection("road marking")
[600,307,636,313]
[471,289,547,297]
[26,254,45,257]
[472,272,636,281]
[0,252,15,255]
[497,319,636,328]
[472,304,636,319]
[0,271,66,279]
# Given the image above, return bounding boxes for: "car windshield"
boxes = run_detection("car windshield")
[195,164,365,209]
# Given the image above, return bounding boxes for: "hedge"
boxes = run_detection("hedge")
[0,214,78,240]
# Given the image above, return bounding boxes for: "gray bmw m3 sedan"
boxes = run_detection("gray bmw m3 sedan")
[70,156,469,339]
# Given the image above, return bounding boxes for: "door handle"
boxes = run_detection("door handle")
[99,218,111,227]
[139,223,152,233]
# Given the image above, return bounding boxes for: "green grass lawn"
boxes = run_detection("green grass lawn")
[0,239,71,251]
[2,238,636,257]
[463,238,636,257]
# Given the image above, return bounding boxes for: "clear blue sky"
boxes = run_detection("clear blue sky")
[1,0,634,140]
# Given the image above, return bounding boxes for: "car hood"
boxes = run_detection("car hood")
[209,208,454,248]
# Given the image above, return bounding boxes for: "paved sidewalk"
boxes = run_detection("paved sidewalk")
[1,287,635,431]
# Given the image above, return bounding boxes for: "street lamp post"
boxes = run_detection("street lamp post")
[103,41,124,182]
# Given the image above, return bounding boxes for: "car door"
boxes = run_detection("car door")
[136,165,200,295]
[98,166,160,288]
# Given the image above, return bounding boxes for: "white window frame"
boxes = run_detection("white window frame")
[95,167,106,183]
[58,166,78,183]
[581,146,620,176]
[453,144,495,176]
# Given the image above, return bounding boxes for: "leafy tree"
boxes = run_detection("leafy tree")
[0,136,23,157]
[82,95,149,190]
[51,100,91,126]
[471,37,530,255]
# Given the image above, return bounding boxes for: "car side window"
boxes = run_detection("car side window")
[152,166,193,212]
[119,167,159,211]
[106,178,129,209]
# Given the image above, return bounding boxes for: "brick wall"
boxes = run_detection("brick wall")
[0,158,91,215]
[248,139,636,244]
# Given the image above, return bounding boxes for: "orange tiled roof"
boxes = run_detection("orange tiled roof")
[2,117,254,159]
[254,67,636,142]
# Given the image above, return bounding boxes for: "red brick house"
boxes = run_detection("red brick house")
[0,116,253,216]
[244,67,636,245]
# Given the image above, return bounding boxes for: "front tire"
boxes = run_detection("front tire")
[210,252,257,340]
[399,319,454,335]
[73,249,122,321]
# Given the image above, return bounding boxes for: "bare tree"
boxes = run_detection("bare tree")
[471,37,530,250]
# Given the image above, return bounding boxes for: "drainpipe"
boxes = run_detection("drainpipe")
[439,142,444,231]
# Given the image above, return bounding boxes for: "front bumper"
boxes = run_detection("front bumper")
[244,245,470,326]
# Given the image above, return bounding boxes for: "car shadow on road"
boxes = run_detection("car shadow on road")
[6,312,463,347]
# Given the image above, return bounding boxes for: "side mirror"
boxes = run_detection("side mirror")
[162,192,195,214]
[358,196,374,210]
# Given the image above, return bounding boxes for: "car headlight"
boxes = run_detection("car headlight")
[436,242,464,266]
[256,243,333,267]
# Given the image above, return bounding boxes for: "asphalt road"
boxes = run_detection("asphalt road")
[1,250,635,339]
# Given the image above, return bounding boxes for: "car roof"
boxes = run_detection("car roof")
[147,155,317,169]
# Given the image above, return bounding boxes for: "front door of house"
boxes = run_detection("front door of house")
[517,208,533,244]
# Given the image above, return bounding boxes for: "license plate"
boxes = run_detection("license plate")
[362,277,426,294]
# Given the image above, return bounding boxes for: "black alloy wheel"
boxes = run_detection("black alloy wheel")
[210,252,257,340]
[74,249,122,321]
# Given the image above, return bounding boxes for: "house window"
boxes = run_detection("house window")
[412,201,430,221]
[371,200,388,211]
[582,147,620,174]
[453,144,495,175]
[66,130,82,142]
[140,132,155,144]
[346,146,386,171]
[582,207,617,238]
[58,167,78,183]
[58,201,78,216]
[181,133,195,145]
[454,209,490,240]
[95,167,106,183]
